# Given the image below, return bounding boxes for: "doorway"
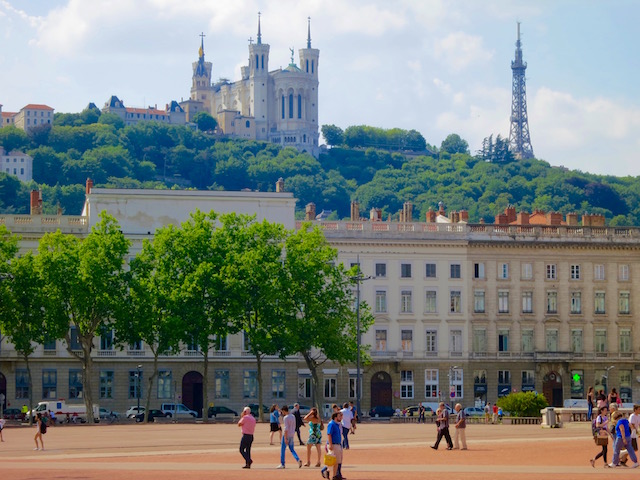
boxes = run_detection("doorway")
[182,371,203,417]
[370,371,392,408]
[542,371,563,407]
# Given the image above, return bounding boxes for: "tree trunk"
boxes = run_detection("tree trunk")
[303,352,322,415]
[202,349,209,423]
[82,340,95,424]
[144,351,159,423]
[255,353,263,422]
[25,355,33,426]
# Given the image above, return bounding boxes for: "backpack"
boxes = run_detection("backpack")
[591,416,598,438]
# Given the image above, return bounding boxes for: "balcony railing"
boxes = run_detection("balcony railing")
[97,350,116,357]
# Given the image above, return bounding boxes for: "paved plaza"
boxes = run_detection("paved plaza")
[0,420,634,479]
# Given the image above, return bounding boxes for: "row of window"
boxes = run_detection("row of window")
[474,327,632,354]
[474,290,631,315]
[367,261,631,282]
[25,111,52,117]
[375,289,462,314]
[371,326,634,355]
[25,119,51,125]
[126,113,167,120]
[4,168,25,175]
[1,157,26,163]
[281,94,304,120]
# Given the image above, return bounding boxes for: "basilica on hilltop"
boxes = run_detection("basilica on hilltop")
[179,15,320,157]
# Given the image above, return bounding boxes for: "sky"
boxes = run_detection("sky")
[1,0,639,176]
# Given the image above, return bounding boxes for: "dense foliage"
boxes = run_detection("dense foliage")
[496,391,549,417]
[1,108,640,225]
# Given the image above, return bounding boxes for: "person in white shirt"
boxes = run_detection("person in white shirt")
[629,404,640,452]
[276,405,302,469]
[340,402,354,449]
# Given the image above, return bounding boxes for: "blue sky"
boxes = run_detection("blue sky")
[1,0,638,176]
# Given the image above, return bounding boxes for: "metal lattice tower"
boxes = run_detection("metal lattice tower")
[508,22,534,159]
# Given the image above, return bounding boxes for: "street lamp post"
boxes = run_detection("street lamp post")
[603,365,615,395]
[351,255,370,419]
[449,365,459,402]
[136,364,143,415]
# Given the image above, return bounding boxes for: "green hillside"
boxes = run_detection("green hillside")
[0,111,638,225]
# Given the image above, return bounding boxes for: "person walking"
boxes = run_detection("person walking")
[238,406,256,469]
[453,403,467,450]
[431,402,453,450]
[590,406,610,467]
[321,410,344,480]
[418,404,425,424]
[492,403,498,424]
[629,404,640,453]
[303,407,322,467]
[349,401,358,434]
[587,386,594,421]
[610,410,639,468]
[484,403,491,424]
[276,405,302,469]
[293,403,305,446]
[340,402,353,449]
[269,404,282,445]
[0,417,5,442]
[34,412,45,451]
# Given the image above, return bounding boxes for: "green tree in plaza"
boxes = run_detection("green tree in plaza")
[167,210,237,422]
[0,251,49,425]
[496,391,548,417]
[37,211,130,424]
[225,214,290,421]
[118,229,186,422]
[280,224,373,410]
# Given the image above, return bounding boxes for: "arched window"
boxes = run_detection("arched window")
[298,94,302,119]
[281,96,285,119]
[261,55,264,69]
[289,94,293,119]
[312,60,314,74]
[255,54,259,69]
[246,120,250,128]
[306,59,309,73]
[303,134,307,143]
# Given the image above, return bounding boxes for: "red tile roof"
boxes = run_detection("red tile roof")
[22,104,54,111]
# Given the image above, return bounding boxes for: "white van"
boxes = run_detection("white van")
[28,400,99,423]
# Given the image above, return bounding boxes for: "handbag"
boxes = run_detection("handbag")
[324,453,336,466]
[596,433,609,446]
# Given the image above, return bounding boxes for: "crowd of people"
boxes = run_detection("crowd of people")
[588,385,639,468]
[239,401,357,480]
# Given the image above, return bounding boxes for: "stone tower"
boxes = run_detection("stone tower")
[191,33,213,114]
[249,13,270,140]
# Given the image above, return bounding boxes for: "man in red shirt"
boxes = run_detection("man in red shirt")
[238,406,257,468]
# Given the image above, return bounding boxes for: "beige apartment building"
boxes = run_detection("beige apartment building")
[1,191,639,416]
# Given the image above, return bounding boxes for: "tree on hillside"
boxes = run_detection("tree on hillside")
[37,211,130,424]
[98,113,125,129]
[193,112,218,132]
[281,225,373,409]
[321,124,344,146]
[440,133,469,155]
[0,126,29,153]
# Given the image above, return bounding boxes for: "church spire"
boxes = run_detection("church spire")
[307,17,311,48]
[257,12,262,45]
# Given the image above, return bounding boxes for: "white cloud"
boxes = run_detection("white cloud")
[433,32,494,72]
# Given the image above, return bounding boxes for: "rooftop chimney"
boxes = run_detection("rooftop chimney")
[505,205,517,223]
[370,208,382,222]
[276,177,285,192]
[350,201,360,221]
[566,213,578,226]
[426,208,436,223]
[86,178,94,195]
[459,210,469,222]
[305,202,316,221]
[402,202,413,222]
[516,211,530,225]
[30,190,43,215]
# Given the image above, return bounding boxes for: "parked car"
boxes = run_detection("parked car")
[125,406,145,418]
[369,405,395,418]
[288,404,312,415]
[2,408,23,420]
[403,405,434,417]
[464,407,485,417]
[135,409,168,423]
[208,406,239,419]
[248,403,270,418]
[99,407,120,420]
[160,403,198,418]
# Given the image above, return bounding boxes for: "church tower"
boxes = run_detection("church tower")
[298,17,320,150]
[249,13,270,140]
[191,33,213,114]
